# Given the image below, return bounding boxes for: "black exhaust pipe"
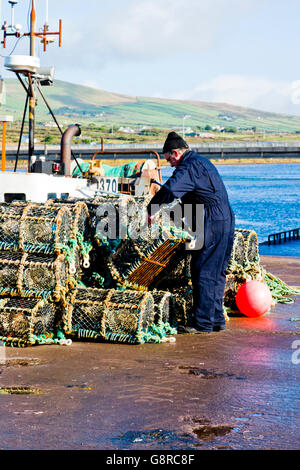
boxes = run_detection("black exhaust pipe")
[60,124,81,176]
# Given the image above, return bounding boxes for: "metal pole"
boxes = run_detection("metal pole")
[45,0,48,25]
[28,72,35,171]
[30,0,36,56]
[14,88,29,172]
[1,121,6,171]
[28,0,36,171]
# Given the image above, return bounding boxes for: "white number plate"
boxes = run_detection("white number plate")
[98,177,119,194]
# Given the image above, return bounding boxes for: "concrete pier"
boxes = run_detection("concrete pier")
[0,255,299,450]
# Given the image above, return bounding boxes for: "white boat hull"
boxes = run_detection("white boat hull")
[0,171,98,203]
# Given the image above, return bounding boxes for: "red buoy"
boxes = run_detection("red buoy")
[236,280,273,318]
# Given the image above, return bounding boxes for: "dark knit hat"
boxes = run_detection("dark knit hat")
[162,131,189,154]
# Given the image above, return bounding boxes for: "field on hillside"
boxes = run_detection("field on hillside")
[2,79,300,135]
[2,121,300,146]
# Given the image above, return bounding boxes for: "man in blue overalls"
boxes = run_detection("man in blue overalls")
[147,131,235,334]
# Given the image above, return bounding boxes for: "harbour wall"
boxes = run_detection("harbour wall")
[2,141,300,164]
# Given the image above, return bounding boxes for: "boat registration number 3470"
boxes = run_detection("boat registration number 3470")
[98,177,118,193]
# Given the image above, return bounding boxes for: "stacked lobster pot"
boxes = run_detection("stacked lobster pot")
[224,228,262,312]
[89,196,189,290]
[132,197,196,327]
[0,195,266,345]
[64,287,156,344]
[60,195,187,343]
[0,201,90,346]
[104,227,189,291]
[0,297,59,347]
[77,194,139,289]
[45,200,92,286]
[149,247,193,327]
[63,286,177,345]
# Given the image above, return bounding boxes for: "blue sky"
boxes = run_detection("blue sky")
[1,0,300,115]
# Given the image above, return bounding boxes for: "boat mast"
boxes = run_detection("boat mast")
[30,0,36,56]
[2,0,63,172]
[28,0,36,170]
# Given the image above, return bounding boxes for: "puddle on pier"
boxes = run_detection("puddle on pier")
[113,416,246,448]
[192,424,234,441]
[114,429,197,449]
[184,416,247,443]
[178,366,246,380]
[0,358,45,368]
[0,386,42,395]
[65,384,94,391]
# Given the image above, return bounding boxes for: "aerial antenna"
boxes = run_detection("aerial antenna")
[45,0,49,25]
[8,1,18,30]
[1,0,63,171]
[2,0,62,51]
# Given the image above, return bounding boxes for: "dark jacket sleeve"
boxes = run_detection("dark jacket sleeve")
[147,160,195,214]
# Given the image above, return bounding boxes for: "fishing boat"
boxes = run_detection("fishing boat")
[0,0,162,203]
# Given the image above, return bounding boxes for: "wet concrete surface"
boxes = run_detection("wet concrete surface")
[0,255,299,450]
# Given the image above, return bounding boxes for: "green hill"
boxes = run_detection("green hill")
[2,78,300,132]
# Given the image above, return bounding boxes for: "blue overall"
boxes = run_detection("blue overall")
[147,149,235,332]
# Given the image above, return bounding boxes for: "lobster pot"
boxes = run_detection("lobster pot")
[172,286,193,326]
[0,297,57,347]
[0,202,71,254]
[90,195,139,241]
[46,200,92,271]
[227,231,246,272]
[224,273,240,311]
[0,251,67,301]
[46,200,90,241]
[152,290,174,325]
[64,287,108,339]
[104,289,154,344]
[236,229,259,264]
[64,287,154,344]
[151,247,191,291]
[72,202,90,240]
[107,227,187,290]
[224,270,251,312]
[0,202,27,251]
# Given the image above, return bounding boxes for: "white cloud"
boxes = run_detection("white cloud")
[96,0,255,60]
[159,75,300,115]
[7,0,299,116]
[44,0,262,63]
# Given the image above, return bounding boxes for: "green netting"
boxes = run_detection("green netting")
[101,161,141,178]
[72,161,90,176]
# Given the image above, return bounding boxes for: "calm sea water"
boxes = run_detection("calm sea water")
[162,163,300,257]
